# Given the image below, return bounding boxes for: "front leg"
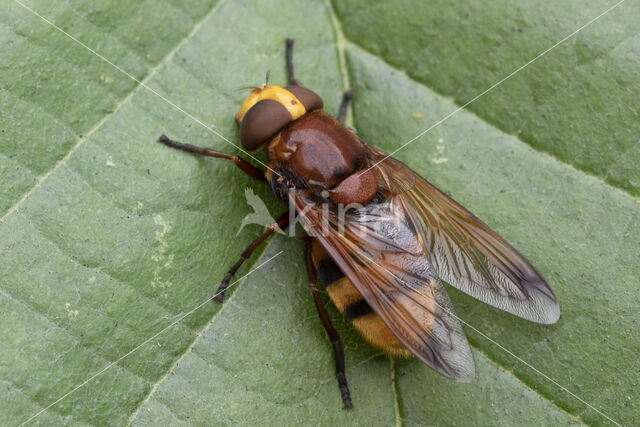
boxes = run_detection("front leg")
[158,134,266,182]
[285,38,302,87]
[305,236,353,409]
[336,91,353,125]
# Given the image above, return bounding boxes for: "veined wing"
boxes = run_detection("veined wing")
[368,147,560,324]
[293,190,475,381]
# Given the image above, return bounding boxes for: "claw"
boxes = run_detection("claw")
[213,273,232,303]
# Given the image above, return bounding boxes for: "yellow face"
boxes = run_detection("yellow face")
[235,85,307,123]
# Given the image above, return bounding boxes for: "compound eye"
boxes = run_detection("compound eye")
[239,99,291,150]
[286,86,323,112]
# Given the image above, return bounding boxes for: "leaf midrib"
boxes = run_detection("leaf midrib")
[327,0,638,205]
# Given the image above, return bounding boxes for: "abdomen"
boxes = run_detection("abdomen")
[310,240,411,357]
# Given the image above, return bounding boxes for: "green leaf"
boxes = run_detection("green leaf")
[0,0,637,425]
[333,0,640,197]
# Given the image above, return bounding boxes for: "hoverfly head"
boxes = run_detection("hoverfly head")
[235,83,323,150]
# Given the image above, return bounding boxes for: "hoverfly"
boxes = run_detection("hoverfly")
[158,39,560,408]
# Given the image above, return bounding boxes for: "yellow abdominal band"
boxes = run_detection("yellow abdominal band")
[235,85,306,123]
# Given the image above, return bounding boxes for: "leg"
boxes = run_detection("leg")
[285,38,302,86]
[158,134,266,182]
[336,91,353,125]
[305,237,353,409]
[214,211,290,303]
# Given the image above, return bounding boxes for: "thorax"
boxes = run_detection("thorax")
[266,111,368,200]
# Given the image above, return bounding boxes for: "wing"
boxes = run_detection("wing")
[293,190,475,381]
[368,147,560,324]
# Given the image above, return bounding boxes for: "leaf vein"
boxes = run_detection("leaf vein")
[339,38,640,204]
[0,0,228,226]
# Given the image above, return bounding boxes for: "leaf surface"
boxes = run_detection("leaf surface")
[0,0,637,425]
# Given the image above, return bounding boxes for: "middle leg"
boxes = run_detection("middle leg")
[214,211,290,303]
